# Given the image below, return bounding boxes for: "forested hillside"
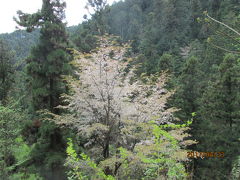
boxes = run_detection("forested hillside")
[0,0,239,179]
[0,26,79,63]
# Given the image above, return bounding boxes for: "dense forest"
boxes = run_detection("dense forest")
[0,0,240,179]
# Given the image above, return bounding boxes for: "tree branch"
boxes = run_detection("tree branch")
[205,11,240,37]
[209,42,240,54]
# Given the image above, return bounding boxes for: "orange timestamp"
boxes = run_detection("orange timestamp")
[187,151,224,159]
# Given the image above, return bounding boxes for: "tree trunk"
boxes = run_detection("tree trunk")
[50,78,54,112]
[103,137,110,159]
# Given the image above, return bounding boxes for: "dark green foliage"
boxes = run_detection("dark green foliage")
[172,56,202,121]
[70,22,98,53]
[1,0,240,179]
[195,54,240,179]
[0,30,39,62]
[15,0,71,112]
[0,39,14,104]
[29,121,67,179]
[157,53,174,72]
[0,26,93,63]
[98,0,240,179]
[10,1,72,179]
[86,0,110,35]
[107,0,146,41]
[0,105,26,178]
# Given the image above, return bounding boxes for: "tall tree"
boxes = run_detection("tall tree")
[173,56,202,121]
[50,36,194,179]
[195,54,240,179]
[85,0,109,35]
[0,39,14,104]
[13,1,71,178]
[14,0,71,112]
[0,105,23,178]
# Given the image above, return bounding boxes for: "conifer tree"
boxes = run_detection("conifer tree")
[172,56,202,121]
[85,0,109,35]
[14,2,71,178]
[195,54,240,179]
[0,39,14,104]
[14,0,71,112]
[0,106,23,178]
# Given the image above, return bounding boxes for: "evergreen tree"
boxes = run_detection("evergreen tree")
[70,21,98,53]
[85,0,109,35]
[195,54,240,179]
[157,53,174,72]
[0,105,23,178]
[14,0,71,112]
[0,30,40,62]
[0,39,14,104]
[13,1,71,178]
[173,56,202,121]
[190,0,202,38]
